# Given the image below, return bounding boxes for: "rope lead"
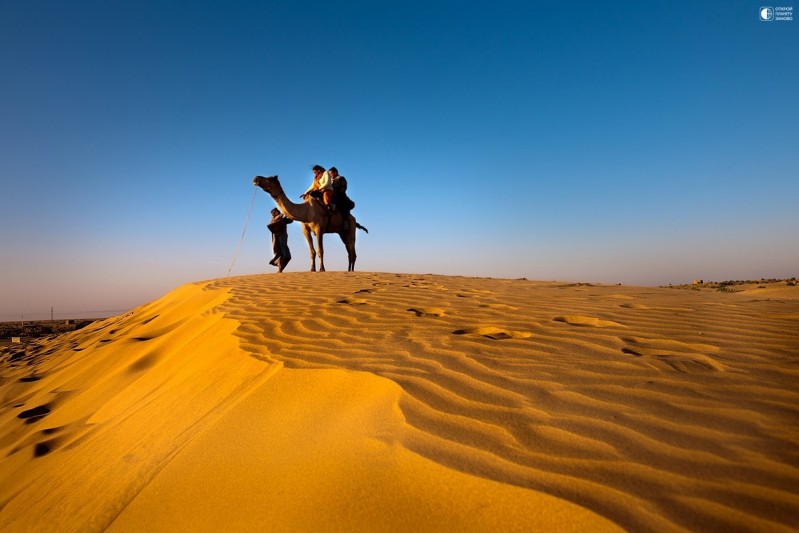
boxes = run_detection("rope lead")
[227,188,258,276]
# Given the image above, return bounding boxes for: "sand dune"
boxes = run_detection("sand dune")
[1,272,798,531]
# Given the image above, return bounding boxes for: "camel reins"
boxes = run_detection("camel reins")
[270,189,287,201]
[226,188,258,277]
[266,184,288,203]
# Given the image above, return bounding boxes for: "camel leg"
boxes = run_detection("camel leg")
[339,230,356,272]
[317,233,325,272]
[303,224,317,272]
[338,232,350,271]
[348,218,357,271]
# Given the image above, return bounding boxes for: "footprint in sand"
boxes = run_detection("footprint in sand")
[407,307,445,317]
[17,404,52,424]
[34,439,60,457]
[619,303,650,310]
[554,316,627,328]
[127,352,160,374]
[452,326,531,340]
[454,288,494,299]
[338,297,369,305]
[10,423,94,459]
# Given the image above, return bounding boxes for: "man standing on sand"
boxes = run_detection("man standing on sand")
[268,207,292,273]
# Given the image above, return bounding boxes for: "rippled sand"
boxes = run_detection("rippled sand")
[1,273,797,531]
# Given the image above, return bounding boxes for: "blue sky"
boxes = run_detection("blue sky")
[1,1,797,319]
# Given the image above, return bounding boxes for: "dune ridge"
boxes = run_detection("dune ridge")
[1,272,798,531]
[1,284,281,530]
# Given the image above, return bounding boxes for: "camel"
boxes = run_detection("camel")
[253,175,368,272]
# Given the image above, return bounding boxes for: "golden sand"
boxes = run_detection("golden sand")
[1,272,798,531]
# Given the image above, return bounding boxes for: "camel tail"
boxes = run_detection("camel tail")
[356,222,368,233]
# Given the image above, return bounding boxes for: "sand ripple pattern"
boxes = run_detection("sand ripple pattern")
[208,273,799,532]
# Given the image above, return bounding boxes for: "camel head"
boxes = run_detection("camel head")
[253,175,284,199]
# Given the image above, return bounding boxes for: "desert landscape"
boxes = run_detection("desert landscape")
[1,272,797,531]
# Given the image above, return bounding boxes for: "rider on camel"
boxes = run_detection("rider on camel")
[300,165,334,209]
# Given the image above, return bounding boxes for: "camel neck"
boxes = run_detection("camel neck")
[273,191,312,223]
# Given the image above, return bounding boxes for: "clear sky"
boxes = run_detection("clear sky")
[1,1,797,320]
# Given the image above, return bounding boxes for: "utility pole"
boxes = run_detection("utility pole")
[51,307,54,321]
